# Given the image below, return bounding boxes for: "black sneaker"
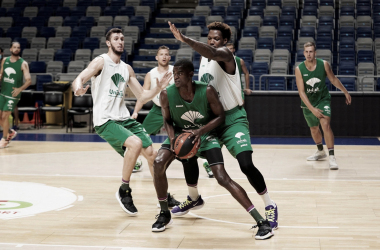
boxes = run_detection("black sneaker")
[167,193,180,208]
[152,210,172,232]
[116,187,138,215]
[253,220,274,240]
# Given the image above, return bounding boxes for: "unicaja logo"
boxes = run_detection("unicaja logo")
[235,132,247,144]
[306,77,321,88]
[181,111,204,128]
[4,67,16,84]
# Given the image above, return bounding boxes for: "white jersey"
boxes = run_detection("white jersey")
[91,54,131,126]
[149,65,174,107]
[198,57,243,111]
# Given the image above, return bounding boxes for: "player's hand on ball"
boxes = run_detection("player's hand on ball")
[183,129,201,149]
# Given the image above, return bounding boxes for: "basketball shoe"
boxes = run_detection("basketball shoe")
[7,129,17,141]
[152,210,173,232]
[307,150,327,161]
[171,195,205,216]
[116,187,138,215]
[265,204,278,230]
[132,158,143,172]
[203,162,214,178]
[0,138,9,149]
[329,155,339,170]
[156,193,181,208]
[253,219,274,240]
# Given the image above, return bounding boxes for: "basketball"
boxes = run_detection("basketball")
[173,132,199,159]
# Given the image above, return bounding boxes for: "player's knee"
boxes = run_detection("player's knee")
[320,120,330,131]
[213,169,230,187]
[125,136,142,149]
[310,126,320,134]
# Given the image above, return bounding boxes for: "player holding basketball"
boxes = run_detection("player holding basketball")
[72,28,174,215]
[152,59,273,240]
[0,42,31,148]
[295,42,351,170]
[168,21,278,230]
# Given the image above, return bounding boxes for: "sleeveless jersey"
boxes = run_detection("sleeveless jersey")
[298,58,331,108]
[1,57,24,99]
[91,54,131,126]
[149,65,174,107]
[199,56,243,111]
[235,56,243,89]
[166,81,212,133]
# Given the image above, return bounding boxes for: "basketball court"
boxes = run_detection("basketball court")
[1,132,380,250]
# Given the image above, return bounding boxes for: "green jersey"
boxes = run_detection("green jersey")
[298,58,331,108]
[1,57,24,99]
[166,81,213,133]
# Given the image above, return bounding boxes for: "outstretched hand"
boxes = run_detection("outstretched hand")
[74,85,90,96]
[156,71,173,90]
[168,21,186,43]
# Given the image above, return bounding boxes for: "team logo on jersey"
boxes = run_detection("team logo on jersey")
[3,67,16,84]
[306,77,321,88]
[235,132,248,145]
[200,73,214,84]
[7,100,13,108]
[111,73,125,87]
[324,106,331,114]
[181,111,204,128]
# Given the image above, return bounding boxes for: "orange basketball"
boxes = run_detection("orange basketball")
[173,132,200,159]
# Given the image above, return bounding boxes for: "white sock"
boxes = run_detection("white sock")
[260,191,275,207]
[201,158,207,164]
[188,184,199,201]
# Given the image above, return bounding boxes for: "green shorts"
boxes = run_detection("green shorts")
[94,119,153,157]
[303,98,332,127]
[217,106,252,158]
[162,131,220,158]
[142,103,163,135]
[0,94,19,112]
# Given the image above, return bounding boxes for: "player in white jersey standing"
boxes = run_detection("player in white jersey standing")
[72,28,173,215]
[169,21,278,234]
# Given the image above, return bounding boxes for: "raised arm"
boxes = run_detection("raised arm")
[160,89,175,150]
[324,60,352,105]
[127,64,172,104]
[131,72,152,119]
[11,61,31,97]
[72,56,104,96]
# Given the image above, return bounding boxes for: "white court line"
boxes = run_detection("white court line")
[3,215,35,220]
[60,187,75,193]
[77,195,83,201]
[55,205,74,211]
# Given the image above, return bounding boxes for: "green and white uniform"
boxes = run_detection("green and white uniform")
[298,58,331,127]
[235,56,245,100]
[162,81,220,156]
[0,57,24,111]
[142,65,174,135]
[199,57,252,158]
[92,54,152,157]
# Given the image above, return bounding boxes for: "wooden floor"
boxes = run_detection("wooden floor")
[1,141,380,250]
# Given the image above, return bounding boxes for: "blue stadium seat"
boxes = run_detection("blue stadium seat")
[63,37,80,53]
[64,16,79,28]
[13,37,28,51]
[248,6,264,17]
[71,26,88,42]
[340,37,355,50]
[236,49,253,64]
[296,50,305,61]
[317,26,333,40]
[374,25,380,38]
[339,27,355,41]
[251,0,266,7]
[31,0,46,8]
[227,6,243,18]
[130,16,145,32]
[319,16,334,27]
[374,6,380,16]
[243,26,259,39]
[277,26,293,40]
[338,77,356,91]
[71,6,86,17]
[201,26,209,36]
[339,49,356,64]
[338,61,356,75]
[92,0,107,8]
[193,60,200,73]
[357,50,374,63]
[6,27,22,40]
[77,0,92,7]
[251,62,269,90]
[316,38,333,51]
[281,6,296,18]
[230,0,245,8]
[224,16,240,29]
[211,6,225,17]
[275,37,292,51]
[55,49,72,66]
[267,0,281,7]
[302,6,318,17]
[357,0,370,7]
[110,0,125,7]
[79,16,95,29]
[263,16,278,28]
[0,8,6,16]
[357,6,372,16]
[199,0,213,7]
[47,0,63,8]
[39,27,55,39]
[15,0,30,8]
[38,7,54,17]
[141,0,156,12]
[340,6,355,17]
[299,26,315,39]
[190,16,206,27]
[30,16,48,29]
[134,68,150,73]
[119,6,134,17]
[55,7,71,18]
[304,0,318,6]
[29,61,47,73]
[14,17,30,27]
[36,74,53,91]
[257,38,274,51]
[357,27,373,39]
[83,37,99,51]
[0,28,3,37]
[279,15,295,29]
[7,7,22,17]
[268,77,286,90]
[104,6,119,17]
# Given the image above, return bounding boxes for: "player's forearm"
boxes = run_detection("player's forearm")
[133,100,144,114]
[164,121,175,144]
[72,77,84,93]
[198,115,225,136]
[140,86,161,104]
[331,77,349,94]
[20,79,31,90]
[245,74,250,89]
[298,91,315,110]
[183,36,223,61]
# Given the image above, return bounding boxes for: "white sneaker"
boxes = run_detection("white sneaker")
[0,138,9,149]
[132,158,143,172]
[307,150,327,161]
[329,155,339,170]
